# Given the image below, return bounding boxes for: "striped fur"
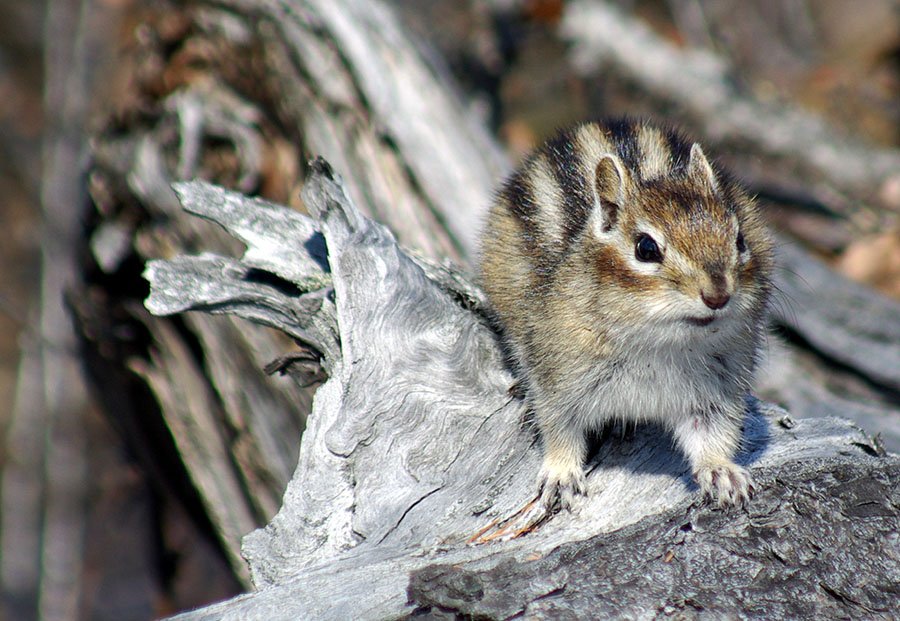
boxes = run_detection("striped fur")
[480,118,774,511]
[492,120,744,275]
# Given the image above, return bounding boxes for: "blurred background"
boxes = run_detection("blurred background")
[1,0,898,619]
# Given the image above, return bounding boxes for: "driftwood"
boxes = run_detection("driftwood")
[145,162,899,619]
[761,240,900,451]
[79,0,507,586]
[63,0,900,615]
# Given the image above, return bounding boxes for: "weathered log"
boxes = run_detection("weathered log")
[209,0,508,263]
[759,239,900,451]
[80,0,507,584]
[75,0,900,613]
[147,163,899,619]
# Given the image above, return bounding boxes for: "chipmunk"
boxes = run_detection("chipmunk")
[480,119,773,510]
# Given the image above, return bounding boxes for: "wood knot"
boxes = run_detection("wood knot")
[309,156,334,180]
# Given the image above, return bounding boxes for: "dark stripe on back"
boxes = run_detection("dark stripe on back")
[499,169,547,272]
[663,126,691,176]
[606,119,641,175]
[543,129,591,249]
[502,168,536,224]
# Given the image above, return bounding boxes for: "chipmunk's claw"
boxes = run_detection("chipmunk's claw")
[538,465,587,513]
[696,463,754,507]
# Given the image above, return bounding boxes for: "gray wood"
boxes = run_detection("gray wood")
[110,133,313,582]
[167,449,900,619]
[82,0,509,580]
[756,239,900,453]
[148,163,899,619]
[78,0,900,614]
[759,340,900,453]
[211,0,508,264]
[770,238,900,393]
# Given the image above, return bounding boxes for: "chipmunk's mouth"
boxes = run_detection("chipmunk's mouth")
[685,316,716,327]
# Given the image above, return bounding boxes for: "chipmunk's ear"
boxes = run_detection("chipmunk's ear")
[593,154,629,234]
[687,143,719,193]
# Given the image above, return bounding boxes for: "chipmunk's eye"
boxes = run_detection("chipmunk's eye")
[736,232,747,254]
[635,234,663,263]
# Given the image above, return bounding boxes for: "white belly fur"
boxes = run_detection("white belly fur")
[540,344,744,431]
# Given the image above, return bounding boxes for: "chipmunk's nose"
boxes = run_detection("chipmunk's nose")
[701,269,731,310]
[701,290,730,310]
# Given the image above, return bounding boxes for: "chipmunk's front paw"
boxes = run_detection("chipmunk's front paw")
[538,464,587,512]
[695,462,755,507]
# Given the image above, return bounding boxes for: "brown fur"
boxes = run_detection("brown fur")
[480,119,774,510]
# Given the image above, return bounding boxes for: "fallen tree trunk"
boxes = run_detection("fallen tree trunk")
[75,0,900,614]
[146,163,899,619]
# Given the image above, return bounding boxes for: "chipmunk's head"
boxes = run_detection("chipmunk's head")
[579,130,773,342]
